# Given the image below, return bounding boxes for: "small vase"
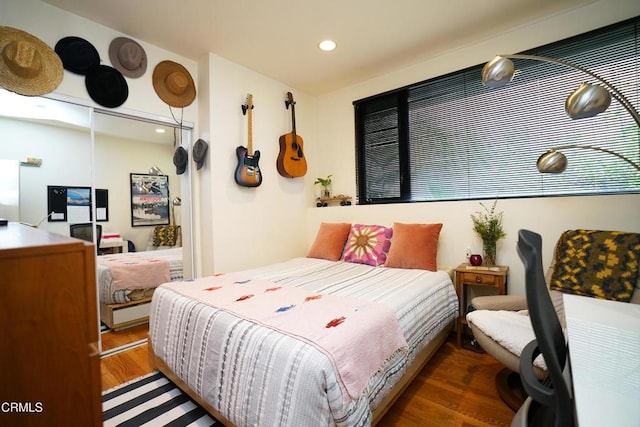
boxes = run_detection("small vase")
[322,184,332,198]
[469,254,483,266]
[483,242,496,266]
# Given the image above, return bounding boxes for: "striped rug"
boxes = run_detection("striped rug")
[102,371,221,426]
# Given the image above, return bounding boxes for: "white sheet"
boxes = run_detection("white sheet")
[150,257,458,426]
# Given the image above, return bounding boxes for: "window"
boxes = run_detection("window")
[354,18,640,204]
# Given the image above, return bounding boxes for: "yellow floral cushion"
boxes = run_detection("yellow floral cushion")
[549,229,640,302]
[152,225,181,247]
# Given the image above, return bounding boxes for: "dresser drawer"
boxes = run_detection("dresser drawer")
[460,272,497,286]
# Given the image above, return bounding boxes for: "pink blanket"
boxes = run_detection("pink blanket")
[161,273,408,400]
[98,254,170,291]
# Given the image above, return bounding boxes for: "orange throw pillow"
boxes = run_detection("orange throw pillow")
[307,222,352,261]
[385,222,443,270]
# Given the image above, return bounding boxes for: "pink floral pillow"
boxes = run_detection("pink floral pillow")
[341,224,393,266]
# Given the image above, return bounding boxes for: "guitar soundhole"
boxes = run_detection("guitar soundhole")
[291,142,303,158]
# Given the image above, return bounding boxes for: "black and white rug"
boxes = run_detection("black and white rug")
[102,371,221,426]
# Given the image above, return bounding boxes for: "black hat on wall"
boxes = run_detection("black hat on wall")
[54,36,100,75]
[85,64,128,108]
[173,146,188,175]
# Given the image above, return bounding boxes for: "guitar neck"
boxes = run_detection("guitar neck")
[247,104,253,155]
[291,103,297,137]
[246,94,254,155]
[287,92,297,137]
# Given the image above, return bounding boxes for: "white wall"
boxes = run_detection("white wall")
[198,54,318,274]
[309,0,640,295]
[4,0,640,293]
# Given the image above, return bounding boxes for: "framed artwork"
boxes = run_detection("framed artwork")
[130,173,170,227]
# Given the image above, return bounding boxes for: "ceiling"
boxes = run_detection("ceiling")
[41,0,596,96]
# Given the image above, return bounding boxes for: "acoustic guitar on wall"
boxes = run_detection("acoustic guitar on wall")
[235,93,262,187]
[277,91,307,178]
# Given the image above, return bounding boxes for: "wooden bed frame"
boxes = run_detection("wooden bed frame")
[148,320,454,426]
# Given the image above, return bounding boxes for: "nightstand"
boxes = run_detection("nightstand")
[455,263,509,348]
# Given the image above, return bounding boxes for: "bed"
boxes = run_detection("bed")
[149,254,458,426]
[98,247,183,330]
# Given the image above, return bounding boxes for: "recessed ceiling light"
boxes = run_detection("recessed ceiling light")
[318,40,336,51]
[155,128,166,134]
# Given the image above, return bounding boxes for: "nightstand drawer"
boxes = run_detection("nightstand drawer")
[460,272,497,286]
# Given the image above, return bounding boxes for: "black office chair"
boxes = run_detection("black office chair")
[69,223,102,253]
[512,229,574,427]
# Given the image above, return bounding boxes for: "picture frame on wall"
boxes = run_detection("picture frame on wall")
[47,186,110,223]
[130,173,170,227]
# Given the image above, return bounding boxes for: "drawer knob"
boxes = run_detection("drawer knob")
[475,276,482,283]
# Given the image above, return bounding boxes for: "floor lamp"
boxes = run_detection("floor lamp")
[481,54,640,173]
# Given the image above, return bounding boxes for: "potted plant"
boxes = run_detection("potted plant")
[314,174,333,198]
[470,200,506,266]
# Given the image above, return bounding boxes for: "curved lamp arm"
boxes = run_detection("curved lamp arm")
[537,145,640,173]
[482,54,640,174]
[482,54,640,128]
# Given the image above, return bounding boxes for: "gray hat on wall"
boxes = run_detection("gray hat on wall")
[109,37,147,78]
[173,146,188,175]
[193,138,208,170]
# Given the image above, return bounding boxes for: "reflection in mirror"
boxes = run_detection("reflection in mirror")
[0,89,193,355]
[0,89,92,231]
[94,110,193,354]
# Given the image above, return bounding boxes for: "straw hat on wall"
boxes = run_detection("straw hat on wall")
[0,26,63,96]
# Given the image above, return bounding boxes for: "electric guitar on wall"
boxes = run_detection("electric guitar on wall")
[235,94,262,187]
[276,91,307,178]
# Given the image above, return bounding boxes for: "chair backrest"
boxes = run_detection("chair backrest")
[69,223,102,247]
[517,229,574,427]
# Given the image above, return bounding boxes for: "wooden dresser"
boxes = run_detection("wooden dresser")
[0,222,101,426]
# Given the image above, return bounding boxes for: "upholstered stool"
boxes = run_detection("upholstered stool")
[467,294,551,411]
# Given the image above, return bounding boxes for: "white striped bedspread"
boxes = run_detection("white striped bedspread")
[149,257,459,427]
[98,247,183,304]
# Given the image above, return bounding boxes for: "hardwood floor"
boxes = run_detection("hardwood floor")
[101,344,153,391]
[100,333,515,426]
[101,323,149,352]
[377,339,514,426]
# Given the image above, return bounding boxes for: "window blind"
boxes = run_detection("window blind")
[354,17,640,204]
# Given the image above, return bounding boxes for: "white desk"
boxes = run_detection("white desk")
[563,294,640,427]
[99,239,128,253]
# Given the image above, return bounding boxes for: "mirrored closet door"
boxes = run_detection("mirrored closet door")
[0,88,194,355]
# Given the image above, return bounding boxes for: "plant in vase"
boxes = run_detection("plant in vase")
[314,175,333,198]
[470,200,506,266]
